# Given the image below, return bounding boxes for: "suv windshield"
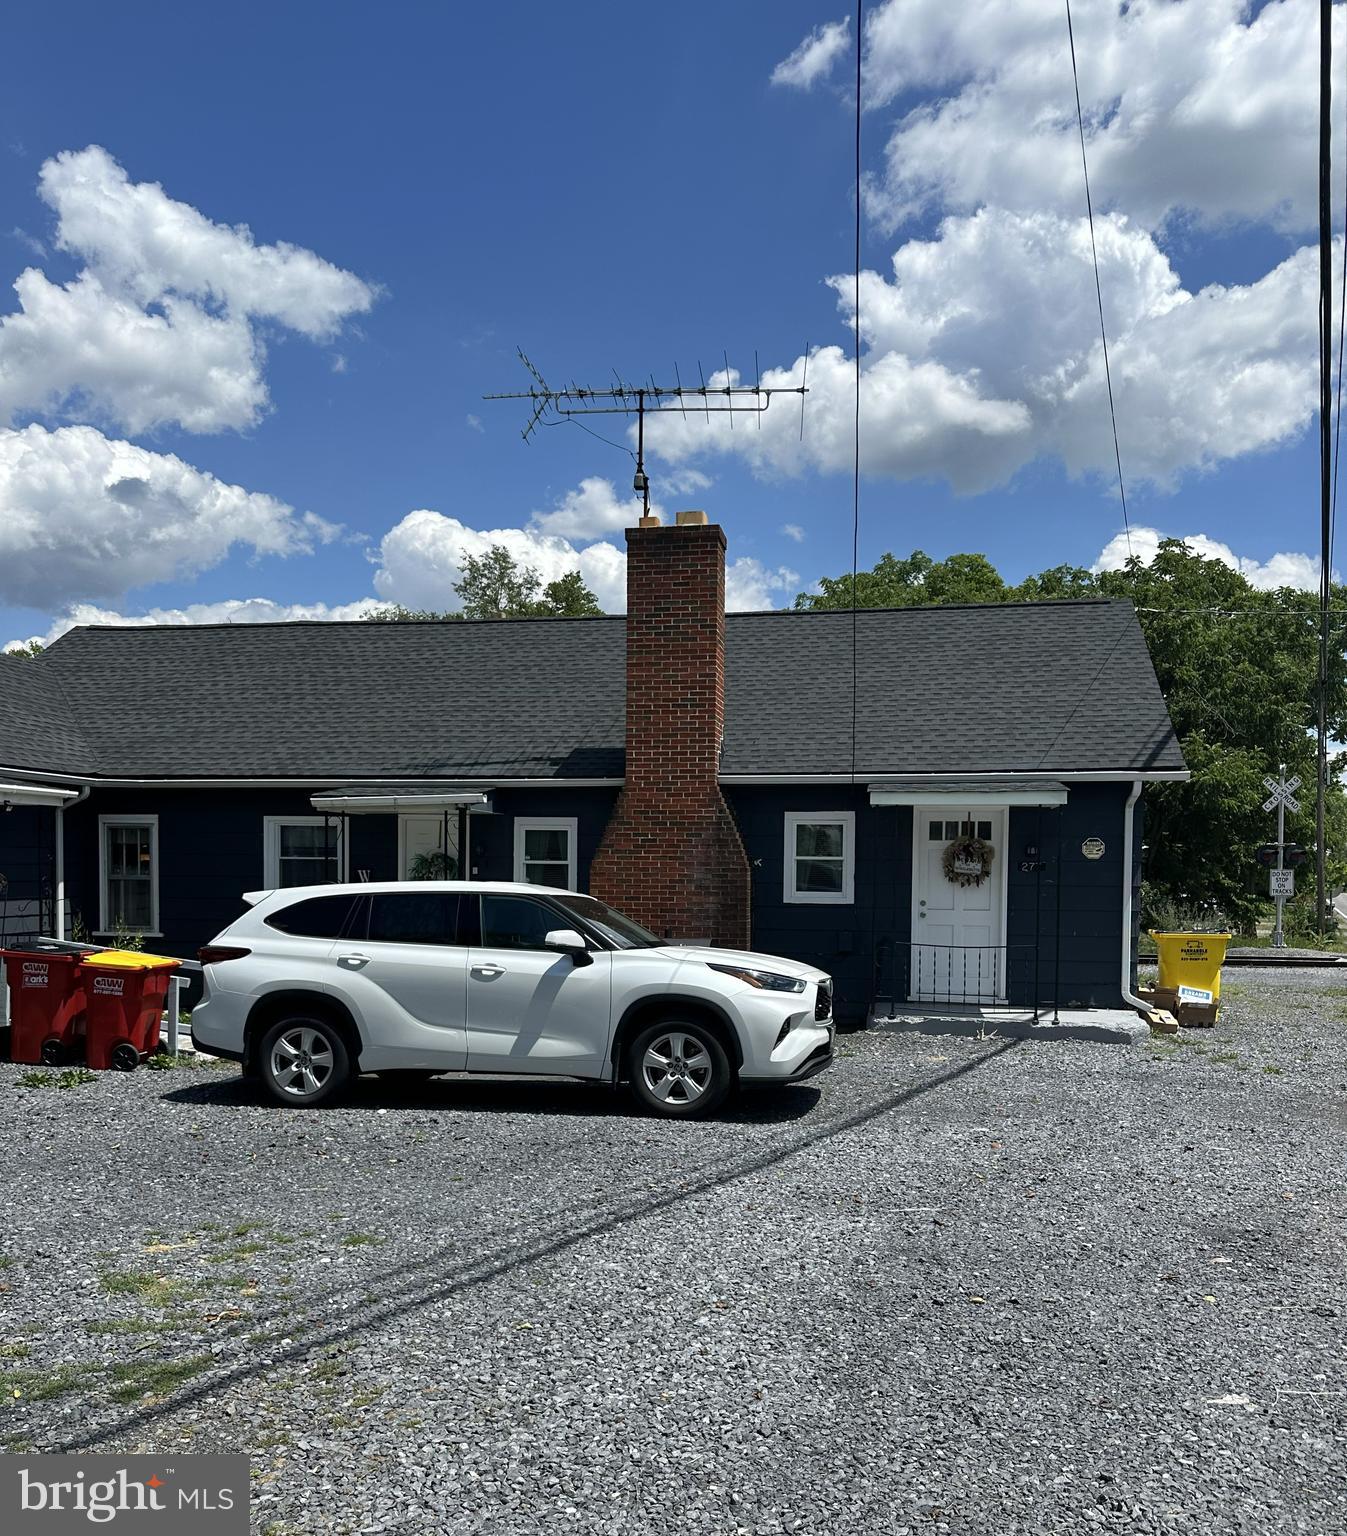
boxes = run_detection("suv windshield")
[550,894,662,950]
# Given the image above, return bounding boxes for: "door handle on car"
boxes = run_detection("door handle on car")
[471,964,505,979]
[337,953,371,969]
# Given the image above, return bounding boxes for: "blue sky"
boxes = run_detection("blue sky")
[0,0,1336,644]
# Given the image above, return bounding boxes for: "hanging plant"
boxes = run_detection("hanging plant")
[942,835,994,889]
[409,850,458,880]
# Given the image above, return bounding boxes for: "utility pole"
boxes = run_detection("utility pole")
[1317,0,1332,931]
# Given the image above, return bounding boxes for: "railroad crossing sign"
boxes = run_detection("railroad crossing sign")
[1262,773,1301,814]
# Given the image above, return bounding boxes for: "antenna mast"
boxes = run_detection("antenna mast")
[484,350,808,517]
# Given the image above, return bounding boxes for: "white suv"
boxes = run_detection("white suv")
[191,881,834,1118]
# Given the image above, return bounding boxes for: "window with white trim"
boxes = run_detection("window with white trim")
[513,817,578,890]
[99,816,159,934]
[263,816,344,888]
[784,812,855,904]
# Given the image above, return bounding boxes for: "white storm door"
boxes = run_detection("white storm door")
[911,809,1007,1002]
[399,815,460,880]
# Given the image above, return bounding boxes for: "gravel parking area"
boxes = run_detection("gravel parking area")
[2,966,1345,1535]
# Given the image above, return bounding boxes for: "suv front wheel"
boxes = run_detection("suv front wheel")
[259,1016,351,1107]
[625,1019,732,1119]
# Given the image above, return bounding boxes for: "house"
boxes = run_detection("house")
[0,513,1185,1024]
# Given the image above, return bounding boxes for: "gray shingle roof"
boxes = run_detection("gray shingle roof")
[0,600,1182,781]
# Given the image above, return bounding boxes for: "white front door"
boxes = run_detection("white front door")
[399,814,460,881]
[911,809,1008,1002]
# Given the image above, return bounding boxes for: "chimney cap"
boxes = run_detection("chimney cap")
[675,509,709,527]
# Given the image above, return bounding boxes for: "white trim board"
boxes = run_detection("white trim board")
[870,787,1068,807]
[513,817,579,889]
[96,813,159,937]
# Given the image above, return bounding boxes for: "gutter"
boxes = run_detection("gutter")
[1119,778,1148,1012]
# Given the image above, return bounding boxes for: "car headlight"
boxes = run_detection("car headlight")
[707,963,806,993]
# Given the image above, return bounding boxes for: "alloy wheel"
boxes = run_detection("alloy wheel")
[270,1026,335,1100]
[641,1031,713,1105]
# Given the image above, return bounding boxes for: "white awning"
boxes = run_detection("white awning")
[0,781,85,807]
[868,777,1068,808]
[310,786,490,815]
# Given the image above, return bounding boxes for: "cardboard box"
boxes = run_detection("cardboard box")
[1176,1000,1219,1029]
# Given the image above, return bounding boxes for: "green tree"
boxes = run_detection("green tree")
[539,569,603,616]
[4,640,45,658]
[362,545,604,622]
[802,540,1347,931]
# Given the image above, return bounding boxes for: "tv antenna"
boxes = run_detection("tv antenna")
[483,349,808,517]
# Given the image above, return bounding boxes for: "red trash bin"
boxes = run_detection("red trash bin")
[79,951,180,1071]
[1,949,89,1065]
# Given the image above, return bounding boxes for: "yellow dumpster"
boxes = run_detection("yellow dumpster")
[1150,931,1231,1016]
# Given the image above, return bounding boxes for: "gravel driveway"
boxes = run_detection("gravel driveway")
[2,966,1345,1535]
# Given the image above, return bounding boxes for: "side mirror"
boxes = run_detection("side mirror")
[544,928,592,965]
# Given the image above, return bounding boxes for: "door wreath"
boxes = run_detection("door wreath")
[942,834,994,888]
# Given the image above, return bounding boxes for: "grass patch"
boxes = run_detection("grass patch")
[229,1243,266,1258]
[341,1232,383,1248]
[145,1053,195,1071]
[97,1270,184,1308]
[230,1223,263,1239]
[1263,1064,1284,1075]
[0,1342,30,1360]
[1,1364,98,1402]
[107,1354,212,1405]
[19,1068,97,1090]
[16,1071,53,1088]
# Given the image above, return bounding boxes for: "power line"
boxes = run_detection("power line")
[1064,0,1133,562]
[850,0,862,786]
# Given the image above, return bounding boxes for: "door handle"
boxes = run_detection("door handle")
[471,964,505,979]
[337,953,371,969]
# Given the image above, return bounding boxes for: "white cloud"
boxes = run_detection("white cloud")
[530,476,658,541]
[725,558,800,610]
[0,423,338,606]
[7,595,387,652]
[465,412,483,433]
[780,523,806,542]
[0,146,375,434]
[647,212,1325,493]
[1092,526,1321,592]
[862,0,1338,234]
[771,16,851,91]
[372,498,798,614]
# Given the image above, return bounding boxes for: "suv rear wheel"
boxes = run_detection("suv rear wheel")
[259,1017,351,1107]
[625,1019,732,1119]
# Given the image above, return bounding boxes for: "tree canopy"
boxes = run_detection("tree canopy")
[799,543,1347,929]
[364,545,603,623]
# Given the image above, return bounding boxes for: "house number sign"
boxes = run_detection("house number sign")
[1081,837,1105,860]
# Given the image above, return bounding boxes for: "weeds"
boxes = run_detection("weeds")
[107,1354,212,1405]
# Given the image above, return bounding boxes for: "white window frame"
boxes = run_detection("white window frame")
[783,811,855,905]
[263,815,348,889]
[513,817,578,890]
[97,814,161,936]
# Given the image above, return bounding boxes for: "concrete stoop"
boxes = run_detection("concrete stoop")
[869,1007,1150,1045]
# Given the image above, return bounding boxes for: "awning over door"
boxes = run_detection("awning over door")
[0,781,85,808]
[310,785,490,815]
[868,777,1068,807]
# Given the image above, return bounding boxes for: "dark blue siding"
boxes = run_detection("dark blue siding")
[465,788,619,887]
[1005,783,1133,1009]
[725,786,906,1026]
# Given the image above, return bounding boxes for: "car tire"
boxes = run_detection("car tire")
[258,1016,351,1107]
[625,1018,732,1119]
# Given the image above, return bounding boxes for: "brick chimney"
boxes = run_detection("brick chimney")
[589,511,751,947]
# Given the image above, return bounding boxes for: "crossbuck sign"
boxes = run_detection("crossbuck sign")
[1263,773,1301,815]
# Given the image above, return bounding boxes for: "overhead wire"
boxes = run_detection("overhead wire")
[850,0,862,786]
[1064,0,1133,562]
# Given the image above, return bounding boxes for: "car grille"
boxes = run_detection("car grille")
[814,978,833,1021]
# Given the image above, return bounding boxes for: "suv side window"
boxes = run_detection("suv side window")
[479,894,565,951]
[367,893,462,947]
[265,894,361,938]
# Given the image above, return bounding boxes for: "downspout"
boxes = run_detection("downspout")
[55,785,90,939]
[1120,778,1146,1011]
